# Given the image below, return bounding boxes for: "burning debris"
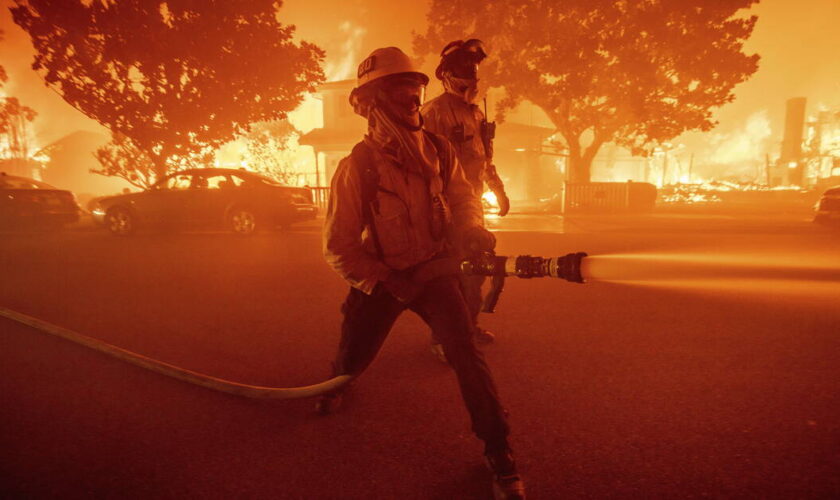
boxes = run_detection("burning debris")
[659,184,724,205]
[659,180,810,207]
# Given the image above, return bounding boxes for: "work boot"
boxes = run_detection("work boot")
[430,343,448,364]
[315,390,344,415]
[485,448,526,500]
[474,328,496,345]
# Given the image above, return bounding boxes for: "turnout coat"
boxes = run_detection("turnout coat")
[323,132,483,294]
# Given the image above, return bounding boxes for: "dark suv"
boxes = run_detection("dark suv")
[813,186,840,226]
[90,168,317,235]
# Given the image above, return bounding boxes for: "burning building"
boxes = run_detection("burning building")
[299,80,556,204]
[298,80,366,191]
[36,130,130,199]
[804,107,840,188]
[768,97,840,188]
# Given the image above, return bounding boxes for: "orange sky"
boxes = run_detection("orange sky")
[1,0,839,158]
[702,0,840,148]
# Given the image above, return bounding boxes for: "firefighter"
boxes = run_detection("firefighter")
[320,46,526,499]
[422,39,510,361]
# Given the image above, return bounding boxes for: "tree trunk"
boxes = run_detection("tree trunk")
[567,151,590,184]
[566,139,604,184]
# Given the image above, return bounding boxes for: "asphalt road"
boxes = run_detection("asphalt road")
[1,213,839,499]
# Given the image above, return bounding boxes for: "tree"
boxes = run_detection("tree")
[91,133,159,190]
[240,120,301,185]
[0,29,7,87]
[12,0,325,182]
[0,97,37,161]
[1,28,38,163]
[415,0,760,183]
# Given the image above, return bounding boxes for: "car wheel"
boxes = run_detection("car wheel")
[228,207,257,235]
[105,207,135,236]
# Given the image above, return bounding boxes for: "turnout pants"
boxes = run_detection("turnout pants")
[334,275,510,449]
[459,273,487,335]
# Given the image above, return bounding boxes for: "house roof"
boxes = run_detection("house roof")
[316,79,356,92]
[299,127,363,151]
[35,130,110,156]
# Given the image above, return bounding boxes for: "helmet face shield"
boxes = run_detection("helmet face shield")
[379,74,426,113]
[462,38,488,62]
[436,38,487,80]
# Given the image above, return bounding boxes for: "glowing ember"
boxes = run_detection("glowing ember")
[660,180,806,204]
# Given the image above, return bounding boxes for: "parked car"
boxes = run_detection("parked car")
[813,186,840,225]
[0,172,80,230]
[90,168,317,235]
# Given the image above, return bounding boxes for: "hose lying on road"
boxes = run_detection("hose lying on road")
[0,306,352,399]
[0,254,586,399]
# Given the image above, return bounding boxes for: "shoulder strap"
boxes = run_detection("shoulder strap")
[350,141,385,260]
[423,130,452,191]
[350,135,452,261]
[351,141,379,207]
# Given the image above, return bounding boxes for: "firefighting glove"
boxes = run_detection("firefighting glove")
[493,188,510,217]
[464,226,496,254]
[381,270,422,304]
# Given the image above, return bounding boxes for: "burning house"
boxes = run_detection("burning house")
[0,93,43,180]
[35,130,130,199]
[804,106,840,188]
[768,97,840,188]
[299,79,556,204]
[298,80,366,191]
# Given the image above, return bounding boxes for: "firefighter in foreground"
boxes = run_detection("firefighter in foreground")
[422,39,510,361]
[320,47,526,499]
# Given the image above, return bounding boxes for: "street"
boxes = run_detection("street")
[1,213,839,499]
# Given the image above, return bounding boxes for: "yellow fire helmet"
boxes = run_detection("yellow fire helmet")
[355,47,428,91]
[350,47,429,116]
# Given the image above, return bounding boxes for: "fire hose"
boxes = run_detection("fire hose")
[0,252,587,399]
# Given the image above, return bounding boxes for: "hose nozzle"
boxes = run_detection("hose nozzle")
[461,252,588,283]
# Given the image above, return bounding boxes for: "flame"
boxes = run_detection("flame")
[660,178,804,204]
[710,111,772,165]
[482,190,500,215]
[287,94,323,134]
[482,190,498,206]
[325,22,366,81]
[0,89,43,174]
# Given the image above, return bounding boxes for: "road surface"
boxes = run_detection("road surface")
[1,212,838,498]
